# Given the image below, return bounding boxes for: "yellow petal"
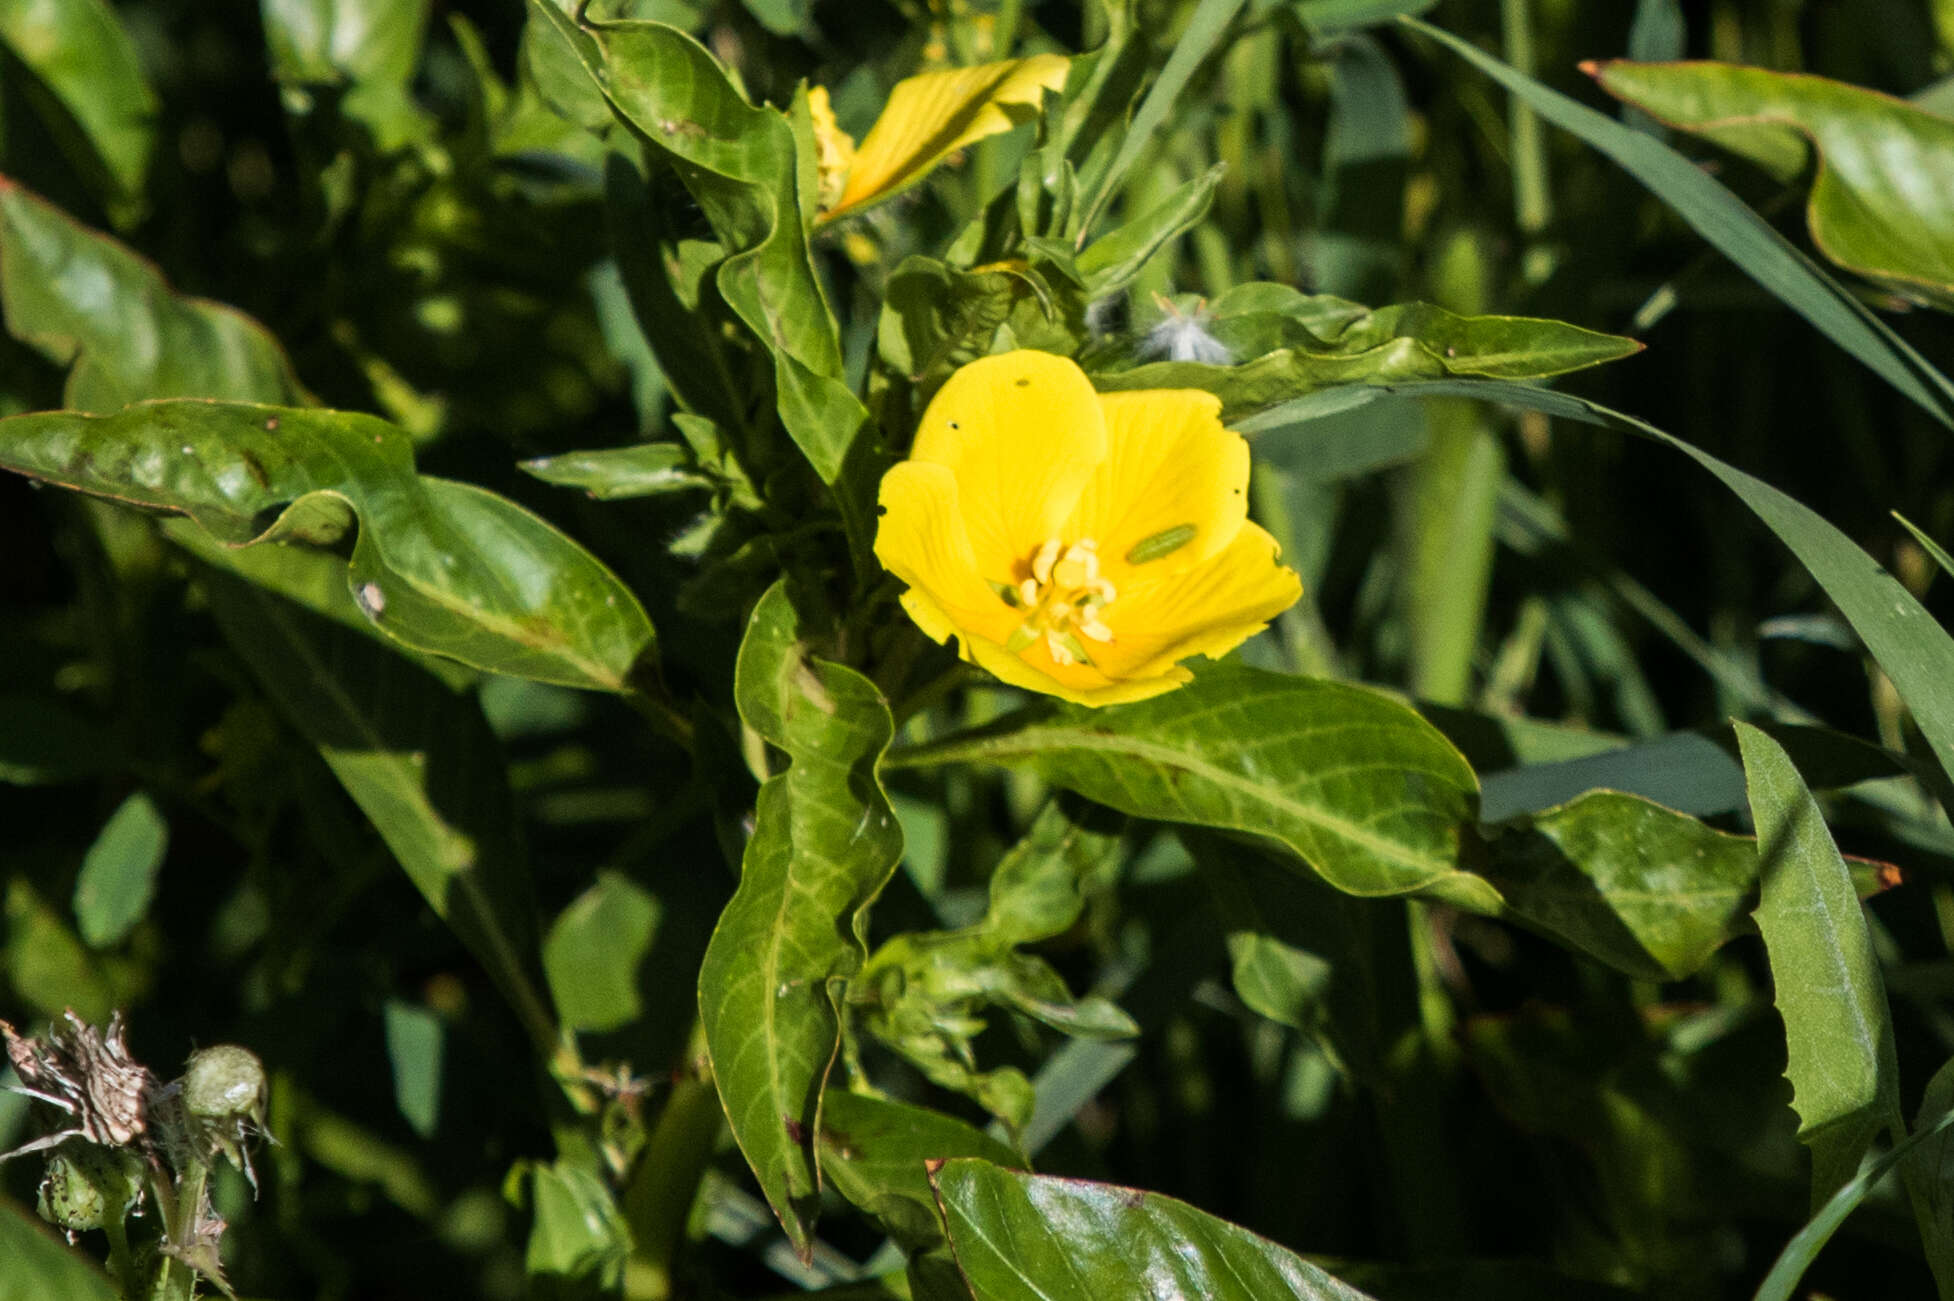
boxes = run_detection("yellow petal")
[957,624,1193,707]
[826,55,1069,217]
[1092,522,1303,680]
[909,351,1105,581]
[1065,389,1249,585]
[875,461,1018,647]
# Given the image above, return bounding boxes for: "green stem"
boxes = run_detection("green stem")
[622,1026,721,1301]
[1499,0,1554,284]
[146,1161,210,1301]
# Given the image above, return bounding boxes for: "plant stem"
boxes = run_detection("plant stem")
[146,1161,211,1301]
[622,1025,721,1301]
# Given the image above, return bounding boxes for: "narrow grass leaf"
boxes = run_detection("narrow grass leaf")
[1404,19,1954,428]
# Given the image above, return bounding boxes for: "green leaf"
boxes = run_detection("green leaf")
[818,1091,1020,1251]
[1261,377,1954,795]
[4,878,118,1023]
[196,559,557,1058]
[1737,722,1897,1203]
[1076,163,1226,297]
[1294,0,1440,38]
[521,1159,629,1285]
[887,667,1500,912]
[0,1202,119,1301]
[0,179,306,410]
[0,0,157,218]
[544,870,661,1033]
[1091,286,1639,420]
[1078,0,1245,237]
[1589,60,1954,311]
[520,442,716,501]
[530,3,865,485]
[930,1159,1380,1300]
[878,256,1078,392]
[1480,790,1759,982]
[261,0,432,149]
[1403,18,1954,428]
[0,402,655,692]
[697,581,903,1256]
[71,790,168,949]
[383,998,445,1140]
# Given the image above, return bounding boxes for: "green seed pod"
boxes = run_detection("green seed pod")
[36,1143,138,1233]
[182,1045,267,1127]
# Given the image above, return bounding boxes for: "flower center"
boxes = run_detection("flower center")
[1001,538,1117,667]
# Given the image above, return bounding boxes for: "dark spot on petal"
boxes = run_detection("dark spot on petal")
[1015,378,1030,387]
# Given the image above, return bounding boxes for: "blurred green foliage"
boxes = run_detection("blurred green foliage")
[4,1,1954,1299]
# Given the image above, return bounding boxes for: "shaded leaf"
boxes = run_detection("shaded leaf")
[0,178,305,411]
[261,0,432,149]
[1589,60,1954,311]
[1738,722,1896,1203]
[1076,164,1225,298]
[0,0,156,217]
[0,401,655,691]
[72,790,167,949]
[0,1201,119,1301]
[0,695,114,786]
[521,1159,629,1285]
[818,1091,1020,1251]
[520,442,716,500]
[930,1158,1379,1300]
[196,560,557,1057]
[697,581,903,1255]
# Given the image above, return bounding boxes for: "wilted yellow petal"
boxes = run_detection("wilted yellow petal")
[808,86,857,212]
[1065,389,1249,586]
[826,54,1068,217]
[909,350,1104,581]
[1094,523,1304,680]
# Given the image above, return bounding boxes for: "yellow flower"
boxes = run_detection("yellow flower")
[810,55,1069,222]
[876,351,1303,707]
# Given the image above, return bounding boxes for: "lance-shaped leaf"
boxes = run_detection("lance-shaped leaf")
[527,1,863,484]
[820,55,1070,220]
[698,581,903,1256]
[1089,284,1639,421]
[0,1203,119,1301]
[1589,60,1954,312]
[0,178,306,411]
[1478,790,1760,982]
[886,667,1500,912]
[0,0,157,219]
[196,557,557,1057]
[0,401,655,691]
[930,1159,1380,1301]
[1737,722,1898,1204]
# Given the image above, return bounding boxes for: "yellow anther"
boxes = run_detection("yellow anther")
[1006,538,1119,666]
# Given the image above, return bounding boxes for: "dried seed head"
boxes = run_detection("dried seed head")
[1,1011,156,1160]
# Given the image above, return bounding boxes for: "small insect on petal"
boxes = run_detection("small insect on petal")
[1126,523,1197,566]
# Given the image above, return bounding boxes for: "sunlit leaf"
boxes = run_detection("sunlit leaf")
[1405,18,1954,427]
[0,402,655,692]
[261,0,433,149]
[1738,722,1897,1203]
[931,1159,1380,1300]
[0,0,156,218]
[543,870,661,1033]
[698,581,903,1255]
[1590,60,1954,311]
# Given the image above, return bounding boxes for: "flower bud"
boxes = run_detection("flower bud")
[36,1143,140,1235]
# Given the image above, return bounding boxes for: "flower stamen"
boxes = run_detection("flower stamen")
[1004,538,1118,667]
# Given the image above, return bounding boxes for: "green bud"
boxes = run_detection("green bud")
[36,1143,139,1234]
